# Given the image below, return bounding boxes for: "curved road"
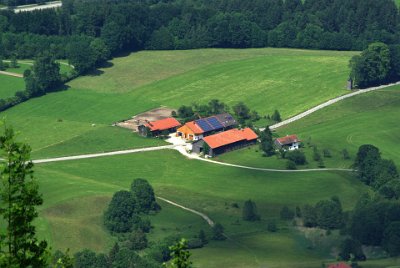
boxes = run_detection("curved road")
[269,81,400,130]
[32,144,353,173]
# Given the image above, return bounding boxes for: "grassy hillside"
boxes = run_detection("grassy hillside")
[217,86,400,169]
[35,150,368,267]
[0,75,25,99]
[281,86,400,165]
[1,48,356,158]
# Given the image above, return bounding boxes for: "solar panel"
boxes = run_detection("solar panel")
[206,117,223,130]
[196,119,213,132]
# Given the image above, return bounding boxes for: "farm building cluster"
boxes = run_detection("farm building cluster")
[132,109,301,157]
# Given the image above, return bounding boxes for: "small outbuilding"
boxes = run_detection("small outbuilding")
[192,128,258,157]
[274,134,300,151]
[138,117,181,137]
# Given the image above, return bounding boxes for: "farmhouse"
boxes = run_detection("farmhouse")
[176,113,236,141]
[274,134,300,151]
[327,263,351,268]
[138,117,181,137]
[192,128,258,157]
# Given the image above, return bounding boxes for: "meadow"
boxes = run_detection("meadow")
[1,48,356,158]
[35,149,369,267]
[0,75,25,99]
[217,85,400,169]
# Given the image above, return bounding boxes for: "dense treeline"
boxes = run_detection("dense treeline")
[0,0,399,61]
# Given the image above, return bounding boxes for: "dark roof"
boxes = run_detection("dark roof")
[275,135,300,145]
[203,128,258,149]
[145,118,181,132]
[213,113,237,128]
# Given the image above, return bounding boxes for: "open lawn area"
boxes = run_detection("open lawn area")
[217,85,400,169]
[34,149,372,267]
[1,48,357,158]
[0,75,25,99]
[280,86,400,166]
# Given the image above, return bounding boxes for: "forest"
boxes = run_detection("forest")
[0,0,399,61]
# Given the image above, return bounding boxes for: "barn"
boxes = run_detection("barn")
[192,128,258,157]
[138,117,181,137]
[176,113,237,141]
[274,134,300,151]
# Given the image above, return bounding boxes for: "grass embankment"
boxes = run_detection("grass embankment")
[217,85,400,168]
[0,60,74,100]
[0,75,25,99]
[2,48,356,158]
[35,150,368,267]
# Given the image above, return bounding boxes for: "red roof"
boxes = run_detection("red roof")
[203,128,258,149]
[276,134,300,145]
[145,118,181,132]
[328,263,352,268]
[186,121,205,134]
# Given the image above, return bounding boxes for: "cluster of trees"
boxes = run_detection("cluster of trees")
[350,42,400,88]
[0,53,63,112]
[301,196,344,230]
[2,0,396,52]
[354,144,399,199]
[104,178,160,233]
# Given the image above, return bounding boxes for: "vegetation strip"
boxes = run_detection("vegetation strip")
[270,81,400,129]
[156,196,214,227]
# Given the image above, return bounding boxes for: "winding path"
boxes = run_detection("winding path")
[0,70,23,78]
[157,196,214,226]
[269,81,400,130]
[32,144,353,173]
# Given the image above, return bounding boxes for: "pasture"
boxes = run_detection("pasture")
[217,86,400,169]
[2,48,356,158]
[0,75,25,99]
[281,86,400,165]
[34,149,369,267]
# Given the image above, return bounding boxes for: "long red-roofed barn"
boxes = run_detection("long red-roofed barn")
[192,128,258,157]
[138,117,181,137]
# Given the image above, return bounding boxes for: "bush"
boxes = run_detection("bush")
[323,149,332,158]
[342,149,351,160]
[212,223,226,241]
[267,220,277,232]
[280,206,295,220]
[286,160,297,170]
[242,200,260,221]
[286,150,307,165]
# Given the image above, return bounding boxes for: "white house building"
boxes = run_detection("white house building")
[274,134,300,151]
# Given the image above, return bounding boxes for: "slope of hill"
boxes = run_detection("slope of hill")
[1,48,356,158]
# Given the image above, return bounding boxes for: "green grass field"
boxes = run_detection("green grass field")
[34,150,369,267]
[1,48,356,158]
[0,75,25,99]
[217,85,400,169]
[281,86,400,165]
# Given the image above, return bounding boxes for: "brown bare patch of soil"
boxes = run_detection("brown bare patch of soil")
[116,107,175,132]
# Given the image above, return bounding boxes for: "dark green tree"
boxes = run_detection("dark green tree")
[338,238,366,261]
[125,230,148,250]
[354,144,381,185]
[212,223,225,241]
[131,178,160,213]
[302,204,317,227]
[66,40,96,75]
[32,52,61,93]
[242,199,260,221]
[0,126,49,267]
[349,42,391,88]
[280,206,295,220]
[271,110,281,122]
[315,197,343,230]
[103,190,137,233]
[232,102,250,124]
[383,222,400,256]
